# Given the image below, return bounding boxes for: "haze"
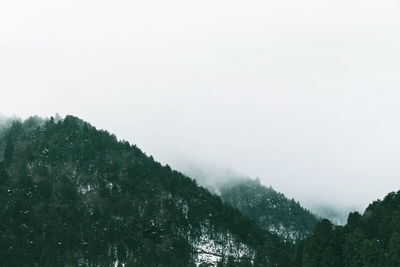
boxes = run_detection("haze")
[1,0,400,216]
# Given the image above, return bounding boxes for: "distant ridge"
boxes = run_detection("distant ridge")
[215,178,318,242]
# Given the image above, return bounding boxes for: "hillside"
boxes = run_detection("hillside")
[293,190,400,266]
[0,116,293,266]
[217,179,318,242]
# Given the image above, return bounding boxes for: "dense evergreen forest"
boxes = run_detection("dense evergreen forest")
[0,116,293,266]
[1,115,400,266]
[218,179,318,242]
[294,190,400,266]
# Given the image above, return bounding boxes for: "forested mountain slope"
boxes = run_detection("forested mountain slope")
[0,116,293,266]
[293,190,400,266]
[217,179,318,242]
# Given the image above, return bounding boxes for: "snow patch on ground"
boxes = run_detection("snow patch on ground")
[268,223,301,242]
[192,224,254,266]
[78,184,93,194]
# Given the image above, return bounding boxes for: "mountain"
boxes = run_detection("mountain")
[0,115,293,266]
[293,190,400,266]
[216,178,318,242]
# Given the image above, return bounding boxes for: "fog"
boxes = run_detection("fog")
[0,115,15,133]
[1,0,400,216]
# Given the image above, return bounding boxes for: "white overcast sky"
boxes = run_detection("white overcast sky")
[1,0,400,212]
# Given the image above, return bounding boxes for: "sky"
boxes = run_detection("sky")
[1,0,400,214]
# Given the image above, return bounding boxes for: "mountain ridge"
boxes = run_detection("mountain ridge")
[0,115,293,266]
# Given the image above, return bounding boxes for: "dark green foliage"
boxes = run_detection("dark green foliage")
[219,178,318,242]
[0,115,292,266]
[300,219,344,267]
[294,191,400,266]
[3,133,14,167]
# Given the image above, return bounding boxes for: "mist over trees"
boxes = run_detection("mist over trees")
[1,115,400,266]
[217,178,318,242]
[184,166,318,242]
[181,158,351,227]
[0,115,13,134]
[0,115,293,266]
